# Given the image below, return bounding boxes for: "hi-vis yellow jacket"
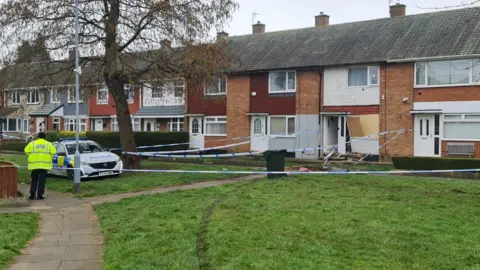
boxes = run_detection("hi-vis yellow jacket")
[24,139,57,171]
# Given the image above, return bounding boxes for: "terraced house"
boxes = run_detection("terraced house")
[185,3,480,160]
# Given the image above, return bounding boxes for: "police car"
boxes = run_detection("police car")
[49,138,123,179]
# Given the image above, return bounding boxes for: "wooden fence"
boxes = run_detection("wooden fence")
[0,161,18,198]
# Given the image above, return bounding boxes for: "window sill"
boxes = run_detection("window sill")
[205,93,226,97]
[97,102,108,105]
[204,134,226,137]
[346,85,379,89]
[26,102,40,105]
[442,138,480,142]
[268,90,296,94]
[270,134,296,138]
[414,83,479,89]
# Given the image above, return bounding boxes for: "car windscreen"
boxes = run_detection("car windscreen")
[65,142,105,155]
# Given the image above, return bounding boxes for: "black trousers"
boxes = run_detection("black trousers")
[30,169,48,197]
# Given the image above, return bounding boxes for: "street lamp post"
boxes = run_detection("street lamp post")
[73,0,81,193]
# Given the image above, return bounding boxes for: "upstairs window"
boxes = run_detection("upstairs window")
[348,66,379,87]
[173,79,185,98]
[97,88,108,104]
[415,59,480,87]
[205,76,227,96]
[151,84,163,99]
[11,91,21,105]
[269,71,296,93]
[68,88,84,103]
[50,89,60,104]
[125,84,134,103]
[27,90,39,104]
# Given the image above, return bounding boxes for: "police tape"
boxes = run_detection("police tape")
[123,129,405,158]
[2,165,480,175]
[133,141,250,155]
[108,128,322,151]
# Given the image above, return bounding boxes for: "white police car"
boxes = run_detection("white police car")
[49,138,123,179]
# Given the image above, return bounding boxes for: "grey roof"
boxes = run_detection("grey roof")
[227,7,480,72]
[29,103,63,116]
[135,106,184,117]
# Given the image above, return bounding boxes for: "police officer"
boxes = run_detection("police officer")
[24,132,56,200]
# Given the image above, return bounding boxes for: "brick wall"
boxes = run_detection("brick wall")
[415,85,480,102]
[380,63,414,160]
[441,141,480,158]
[324,105,379,115]
[158,119,169,132]
[296,71,320,115]
[227,75,251,152]
[204,136,227,148]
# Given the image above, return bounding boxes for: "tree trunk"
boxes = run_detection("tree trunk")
[106,76,140,169]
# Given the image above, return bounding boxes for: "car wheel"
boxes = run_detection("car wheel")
[67,166,74,180]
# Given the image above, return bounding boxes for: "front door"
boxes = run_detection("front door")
[251,116,268,151]
[190,117,204,149]
[36,117,45,133]
[94,119,104,131]
[144,119,156,132]
[337,116,347,154]
[414,114,435,156]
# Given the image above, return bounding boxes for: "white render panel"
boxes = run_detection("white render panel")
[323,67,380,106]
[350,138,379,155]
[142,84,184,107]
[413,101,480,113]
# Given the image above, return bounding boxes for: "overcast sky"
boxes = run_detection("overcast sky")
[222,0,480,36]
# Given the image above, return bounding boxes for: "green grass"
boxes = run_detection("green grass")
[95,175,480,269]
[0,213,39,269]
[0,154,260,198]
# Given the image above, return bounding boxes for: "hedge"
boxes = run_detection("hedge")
[392,156,480,170]
[1,131,189,152]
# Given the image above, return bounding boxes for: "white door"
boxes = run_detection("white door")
[36,117,45,133]
[251,116,268,151]
[94,119,103,131]
[190,117,204,149]
[144,120,156,132]
[414,114,435,156]
[337,116,346,154]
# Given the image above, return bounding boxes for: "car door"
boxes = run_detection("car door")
[54,143,68,176]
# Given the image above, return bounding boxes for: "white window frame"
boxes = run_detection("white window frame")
[168,118,185,132]
[97,88,109,105]
[50,89,61,104]
[268,115,296,137]
[125,84,134,104]
[173,79,185,98]
[52,118,61,131]
[414,59,480,88]
[64,118,87,132]
[347,66,379,87]
[111,118,119,132]
[268,70,297,93]
[26,90,40,104]
[111,117,141,132]
[442,114,480,141]
[204,76,227,96]
[11,91,21,105]
[68,88,84,103]
[204,116,227,136]
[151,84,163,99]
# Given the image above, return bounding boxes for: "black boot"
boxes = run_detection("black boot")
[29,195,36,200]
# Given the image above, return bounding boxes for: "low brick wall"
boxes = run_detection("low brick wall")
[0,161,18,198]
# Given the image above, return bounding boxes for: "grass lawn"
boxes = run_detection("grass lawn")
[95,175,480,270]
[0,154,261,198]
[0,213,39,269]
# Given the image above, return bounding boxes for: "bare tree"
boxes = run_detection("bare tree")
[0,0,238,168]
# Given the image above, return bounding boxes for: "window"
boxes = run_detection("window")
[205,76,227,95]
[53,118,61,131]
[5,118,24,132]
[97,88,108,104]
[151,84,163,99]
[27,90,39,104]
[112,119,118,131]
[68,88,84,103]
[65,118,86,132]
[348,66,379,87]
[125,84,134,103]
[65,141,105,155]
[254,119,262,135]
[173,79,185,98]
[50,89,60,104]
[270,116,295,136]
[269,71,296,93]
[192,119,199,134]
[11,91,20,105]
[56,144,67,155]
[415,59,480,87]
[23,119,28,133]
[133,118,141,131]
[443,114,480,140]
[168,118,184,132]
[7,119,16,131]
[204,117,226,135]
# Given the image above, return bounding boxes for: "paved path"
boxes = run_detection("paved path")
[2,175,263,270]
[3,191,103,270]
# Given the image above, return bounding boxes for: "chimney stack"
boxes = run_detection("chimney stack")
[390,3,406,17]
[216,31,229,41]
[161,39,172,49]
[315,12,330,28]
[252,21,265,34]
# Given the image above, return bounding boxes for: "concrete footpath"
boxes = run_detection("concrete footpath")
[2,175,263,270]
[2,190,103,270]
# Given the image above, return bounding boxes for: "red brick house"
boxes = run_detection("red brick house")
[186,4,480,159]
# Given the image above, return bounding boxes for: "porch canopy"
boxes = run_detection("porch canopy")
[411,101,480,114]
[135,106,184,119]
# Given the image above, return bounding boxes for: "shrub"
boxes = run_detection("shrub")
[392,156,480,170]
[86,131,189,151]
[0,142,28,152]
